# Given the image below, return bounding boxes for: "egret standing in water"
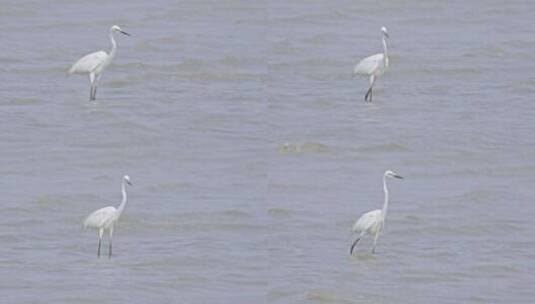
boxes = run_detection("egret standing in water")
[69,25,130,101]
[353,26,390,102]
[350,170,402,255]
[84,175,132,258]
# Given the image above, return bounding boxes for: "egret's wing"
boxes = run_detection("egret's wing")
[84,206,116,229]
[352,209,381,233]
[353,53,383,75]
[69,51,108,74]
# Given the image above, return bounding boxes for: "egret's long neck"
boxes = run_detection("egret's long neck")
[382,36,389,67]
[109,31,117,60]
[382,175,389,217]
[116,179,127,219]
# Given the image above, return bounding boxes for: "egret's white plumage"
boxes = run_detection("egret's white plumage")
[69,25,130,101]
[353,26,390,102]
[350,170,402,255]
[354,53,386,78]
[84,206,117,230]
[84,175,132,258]
[69,51,108,75]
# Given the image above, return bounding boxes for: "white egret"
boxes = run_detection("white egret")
[350,170,402,255]
[69,25,130,101]
[353,26,390,102]
[84,175,132,258]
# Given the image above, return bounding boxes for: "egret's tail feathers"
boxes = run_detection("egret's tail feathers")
[81,222,88,233]
[83,216,92,230]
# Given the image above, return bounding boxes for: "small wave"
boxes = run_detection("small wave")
[179,58,206,69]
[5,98,41,106]
[404,65,483,76]
[295,58,346,67]
[106,79,135,88]
[219,56,264,66]
[160,209,253,223]
[277,142,330,154]
[302,33,338,45]
[151,220,261,233]
[305,289,356,304]
[471,264,520,275]
[147,182,190,193]
[0,56,24,64]
[356,143,409,153]
[461,189,506,204]
[267,207,292,218]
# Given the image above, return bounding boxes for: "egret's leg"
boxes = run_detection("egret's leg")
[108,227,113,258]
[92,85,97,101]
[89,73,96,101]
[97,228,104,257]
[350,232,366,255]
[92,86,96,101]
[350,237,361,255]
[372,232,380,254]
[94,74,102,101]
[365,87,372,102]
[366,75,376,102]
[90,85,96,101]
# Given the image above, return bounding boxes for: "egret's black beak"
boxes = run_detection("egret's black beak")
[394,175,403,179]
[120,31,131,36]
[127,181,133,186]
[384,32,390,39]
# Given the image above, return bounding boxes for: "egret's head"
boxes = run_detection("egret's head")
[381,26,389,39]
[111,25,131,36]
[123,175,133,185]
[385,170,403,179]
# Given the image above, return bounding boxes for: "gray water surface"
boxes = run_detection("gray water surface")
[1,1,535,303]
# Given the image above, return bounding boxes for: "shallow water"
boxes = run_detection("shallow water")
[1,1,535,303]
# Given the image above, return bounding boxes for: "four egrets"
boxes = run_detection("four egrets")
[71,25,401,258]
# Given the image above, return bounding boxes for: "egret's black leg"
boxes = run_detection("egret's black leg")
[97,238,101,258]
[108,240,112,258]
[91,86,96,101]
[364,88,371,102]
[350,237,361,255]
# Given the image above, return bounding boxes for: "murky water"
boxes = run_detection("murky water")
[1,1,535,303]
